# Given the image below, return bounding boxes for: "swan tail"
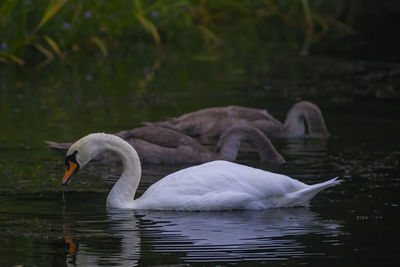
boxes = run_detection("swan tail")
[45,141,71,153]
[281,177,341,207]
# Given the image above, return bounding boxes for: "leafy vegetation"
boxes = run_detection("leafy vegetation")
[0,0,353,68]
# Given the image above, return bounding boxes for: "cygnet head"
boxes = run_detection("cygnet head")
[62,133,107,185]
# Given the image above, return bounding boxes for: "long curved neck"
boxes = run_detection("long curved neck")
[215,126,284,164]
[98,136,141,208]
[284,101,329,138]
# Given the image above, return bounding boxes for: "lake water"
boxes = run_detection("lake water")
[0,49,399,265]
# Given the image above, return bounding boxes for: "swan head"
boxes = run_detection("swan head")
[62,133,106,185]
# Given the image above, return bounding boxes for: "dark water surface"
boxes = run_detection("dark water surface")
[1,50,400,266]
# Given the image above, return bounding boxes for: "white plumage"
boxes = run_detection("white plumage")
[135,161,339,210]
[63,133,340,210]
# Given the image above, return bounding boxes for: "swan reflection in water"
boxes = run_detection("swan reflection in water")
[64,210,141,267]
[64,207,342,265]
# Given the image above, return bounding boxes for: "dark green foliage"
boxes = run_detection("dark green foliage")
[0,0,354,67]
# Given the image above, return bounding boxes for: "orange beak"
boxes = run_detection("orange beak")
[62,161,79,185]
[65,236,78,255]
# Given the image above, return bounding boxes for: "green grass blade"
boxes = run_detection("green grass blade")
[34,0,67,33]
[0,52,25,65]
[90,37,108,56]
[197,25,220,44]
[34,42,54,60]
[8,54,25,65]
[133,0,143,14]
[136,14,162,48]
[43,35,61,56]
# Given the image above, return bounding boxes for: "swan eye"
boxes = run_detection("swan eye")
[65,151,79,169]
[65,161,70,171]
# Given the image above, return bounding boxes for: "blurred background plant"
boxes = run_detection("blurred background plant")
[0,0,356,69]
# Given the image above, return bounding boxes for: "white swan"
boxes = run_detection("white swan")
[62,133,340,210]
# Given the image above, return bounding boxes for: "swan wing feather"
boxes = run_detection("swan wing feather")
[134,161,309,210]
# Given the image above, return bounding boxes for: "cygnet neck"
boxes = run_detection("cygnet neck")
[284,101,329,138]
[215,126,285,164]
